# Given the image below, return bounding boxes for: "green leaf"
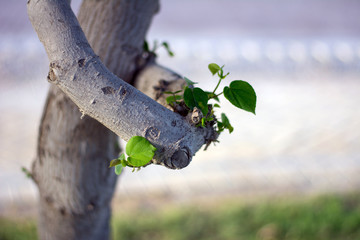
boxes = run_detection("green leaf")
[224,80,257,114]
[183,87,195,109]
[126,136,157,167]
[109,159,120,168]
[121,160,128,167]
[115,164,124,175]
[166,95,182,105]
[221,113,234,133]
[109,153,126,167]
[143,40,149,52]
[208,63,221,75]
[214,103,220,108]
[162,41,169,48]
[162,42,175,57]
[217,122,224,133]
[183,87,209,116]
[221,113,230,126]
[201,118,206,127]
[21,167,32,179]
[194,88,209,116]
[184,77,198,87]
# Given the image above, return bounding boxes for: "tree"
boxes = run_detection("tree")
[27,0,217,239]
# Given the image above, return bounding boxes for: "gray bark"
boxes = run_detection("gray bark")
[27,0,216,168]
[135,63,186,107]
[34,86,118,240]
[30,0,159,239]
[28,0,217,239]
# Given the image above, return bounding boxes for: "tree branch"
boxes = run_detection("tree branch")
[27,0,216,169]
[135,62,185,106]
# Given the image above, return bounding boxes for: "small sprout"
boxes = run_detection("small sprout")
[143,40,175,57]
[21,167,32,179]
[214,103,220,108]
[173,63,256,142]
[109,159,121,168]
[208,63,221,75]
[161,42,175,57]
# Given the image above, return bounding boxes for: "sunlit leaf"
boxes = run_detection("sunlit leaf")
[224,80,257,114]
[126,136,157,167]
[208,63,221,75]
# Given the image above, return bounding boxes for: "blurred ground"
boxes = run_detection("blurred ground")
[2,193,360,239]
[0,0,360,215]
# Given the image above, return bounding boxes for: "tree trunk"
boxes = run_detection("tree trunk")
[31,0,159,239]
[28,0,211,170]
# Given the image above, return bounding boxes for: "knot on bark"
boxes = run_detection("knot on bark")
[47,62,62,83]
[144,126,160,140]
[164,147,191,169]
[186,107,203,126]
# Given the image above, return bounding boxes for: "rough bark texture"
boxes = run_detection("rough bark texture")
[28,0,217,169]
[34,86,118,240]
[30,0,159,239]
[28,0,218,238]
[77,0,159,83]
[135,62,186,107]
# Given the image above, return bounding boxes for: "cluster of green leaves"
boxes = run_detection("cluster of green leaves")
[208,63,257,115]
[109,136,157,175]
[143,40,174,57]
[165,63,257,134]
[110,63,256,174]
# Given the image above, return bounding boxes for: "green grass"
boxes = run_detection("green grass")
[111,193,360,240]
[1,193,360,240]
[0,218,37,240]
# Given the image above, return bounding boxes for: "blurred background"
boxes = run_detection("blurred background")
[1,0,360,239]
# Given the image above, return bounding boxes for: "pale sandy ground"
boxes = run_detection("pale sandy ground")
[0,0,360,215]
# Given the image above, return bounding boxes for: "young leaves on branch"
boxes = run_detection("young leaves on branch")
[217,113,234,134]
[109,136,157,175]
[184,87,209,116]
[164,63,257,135]
[206,63,257,114]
